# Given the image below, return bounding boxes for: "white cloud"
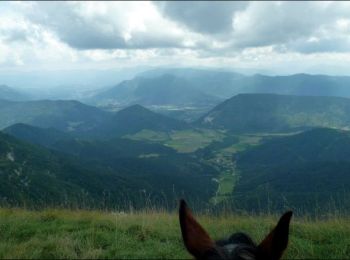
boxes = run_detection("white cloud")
[230,1,350,53]
[232,2,329,47]
[1,1,350,74]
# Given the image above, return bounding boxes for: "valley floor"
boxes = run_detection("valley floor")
[0,208,349,259]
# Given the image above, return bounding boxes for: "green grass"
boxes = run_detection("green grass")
[125,129,225,153]
[0,208,349,259]
[205,134,262,205]
[221,135,262,154]
[209,133,301,205]
[208,155,238,205]
[125,129,296,154]
[211,171,237,205]
[165,129,225,153]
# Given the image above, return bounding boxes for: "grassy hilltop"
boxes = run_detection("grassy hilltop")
[0,208,349,259]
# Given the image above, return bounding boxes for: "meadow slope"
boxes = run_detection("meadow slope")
[0,208,349,259]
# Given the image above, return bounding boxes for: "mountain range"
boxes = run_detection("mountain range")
[89,69,350,108]
[199,93,350,133]
[88,73,221,108]
[142,69,350,98]
[4,68,350,108]
[0,99,110,132]
[2,68,350,213]
[86,104,189,139]
[0,85,28,101]
[0,100,189,139]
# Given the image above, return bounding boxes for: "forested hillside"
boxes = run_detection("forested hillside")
[199,94,350,133]
[0,131,216,209]
[231,128,350,213]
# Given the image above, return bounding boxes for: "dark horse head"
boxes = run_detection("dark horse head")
[179,200,292,260]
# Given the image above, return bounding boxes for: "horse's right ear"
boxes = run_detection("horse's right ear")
[257,211,293,260]
[179,199,215,258]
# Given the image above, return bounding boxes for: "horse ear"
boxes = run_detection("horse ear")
[257,211,293,260]
[179,199,215,258]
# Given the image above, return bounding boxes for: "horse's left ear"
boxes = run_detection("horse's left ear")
[257,211,293,260]
[179,199,215,258]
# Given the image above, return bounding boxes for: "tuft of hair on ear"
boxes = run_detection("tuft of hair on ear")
[257,211,293,260]
[239,250,256,260]
[179,199,215,259]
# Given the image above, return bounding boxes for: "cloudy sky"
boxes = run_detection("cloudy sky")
[1,1,350,75]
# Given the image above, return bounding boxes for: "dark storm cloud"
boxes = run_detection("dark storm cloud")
[24,2,126,49]
[23,2,192,50]
[154,1,248,35]
[154,1,350,54]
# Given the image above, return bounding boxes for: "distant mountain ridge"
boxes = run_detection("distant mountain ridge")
[236,73,350,97]
[89,74,221,107]
[91,104,189,138]
[0,85,28,101]
[198,93,350,133]
[88,68,350,122]
[137,68,350,99]
[0,99,111,132]
[0,99,188,139]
